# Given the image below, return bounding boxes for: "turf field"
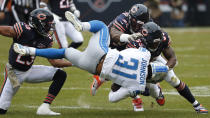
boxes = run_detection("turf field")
[0,28,210,118]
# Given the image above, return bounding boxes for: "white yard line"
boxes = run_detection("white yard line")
[24,105,193,112]
[21,86,210,97]
[163,28,210,33]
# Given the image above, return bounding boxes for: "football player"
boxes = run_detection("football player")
[109,19,208,114]
[0,0,40,25]
[13,11,169,110]
[40,0,84,48]
[91,4,164,112]
[0,8,72,115]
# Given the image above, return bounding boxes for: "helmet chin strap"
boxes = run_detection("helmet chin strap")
[28,22,34,28]
[148,48,157,52]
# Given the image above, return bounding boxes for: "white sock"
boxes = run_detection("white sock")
[134,95,140,99]
[29,47,36,56]
[193,100,199,106]
[82,22,91,31]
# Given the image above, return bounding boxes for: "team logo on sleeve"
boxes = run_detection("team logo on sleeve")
[78,0,122,13]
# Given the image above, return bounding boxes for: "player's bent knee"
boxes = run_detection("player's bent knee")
[166,76,180,87]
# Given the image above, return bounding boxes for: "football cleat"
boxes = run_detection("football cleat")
[65,11,82,31]
[36,103,61,116]
[91,75,105,96]
[156,85,165,106]
[132,98,144,112]
[194,104,208,114]
[13,43,30,56]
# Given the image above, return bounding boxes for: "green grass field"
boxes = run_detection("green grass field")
[0,28,210,118]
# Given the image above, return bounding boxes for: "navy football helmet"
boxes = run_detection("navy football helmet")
[29,8,55,37]
[129,4,150,33]
[141,22,163,52]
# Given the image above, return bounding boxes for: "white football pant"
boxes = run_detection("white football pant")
[0,65,58,110]
[55,21,84,48]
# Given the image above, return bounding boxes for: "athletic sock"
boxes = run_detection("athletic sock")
[43,70,66,104]
[176,81,195,104]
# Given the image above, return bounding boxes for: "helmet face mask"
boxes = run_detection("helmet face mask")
[29,8,55,37]
[130,17,144,33]
[141,22,163,52]
[147,38,161,52]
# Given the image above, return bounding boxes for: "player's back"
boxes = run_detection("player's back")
[9,22,53,71]
[100,48,151,87]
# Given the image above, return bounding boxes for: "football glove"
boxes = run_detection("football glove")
[120,33,142,43]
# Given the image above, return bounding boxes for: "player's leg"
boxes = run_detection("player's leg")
[64,20,110,72]
[55,21,69,48]
[156,56,208,113]
[109,83,144,111]
[0,65,24,114]
[109,86,130,103]
[146,83,165,106]
[24,65,66,115]
[0,77,20,114]
[65,11,107,33]
[64,22,84,48]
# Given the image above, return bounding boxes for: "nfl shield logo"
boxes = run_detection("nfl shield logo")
[78,0,122,13]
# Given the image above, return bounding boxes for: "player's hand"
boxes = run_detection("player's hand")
[120,33,142,43]
[129,33,142,41]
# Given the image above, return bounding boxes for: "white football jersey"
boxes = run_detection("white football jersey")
[101,47,151,91]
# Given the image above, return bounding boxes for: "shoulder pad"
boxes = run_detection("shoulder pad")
[162,31,171,47]
[112,12,129,32]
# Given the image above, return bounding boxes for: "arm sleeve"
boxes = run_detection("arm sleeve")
[112,13,129,33]
[13,22,29,41]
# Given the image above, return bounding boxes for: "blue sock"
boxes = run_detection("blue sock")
[89,20,106,33]
[36,48,65,59]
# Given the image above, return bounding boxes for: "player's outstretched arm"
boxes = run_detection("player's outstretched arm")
[13,43,66,59]
[0,26,16,38]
